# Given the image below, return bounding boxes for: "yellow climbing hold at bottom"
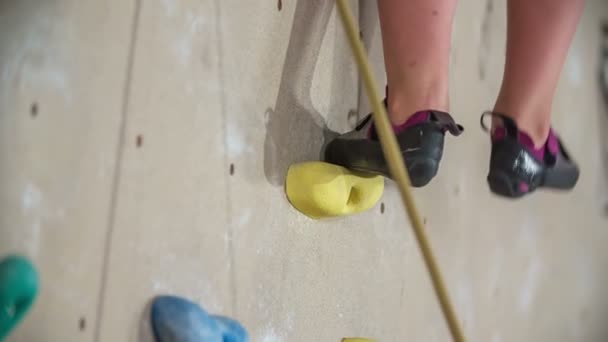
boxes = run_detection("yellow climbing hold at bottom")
[342,338,377,342]
[286,161,384,219]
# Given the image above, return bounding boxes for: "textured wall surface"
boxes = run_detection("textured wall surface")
[1,1,608,341]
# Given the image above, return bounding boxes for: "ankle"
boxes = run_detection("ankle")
[386,85,449,125]
[518,121,551,148]
[492,113,551,148]
[492,101,552,147]
[386,97,415,125]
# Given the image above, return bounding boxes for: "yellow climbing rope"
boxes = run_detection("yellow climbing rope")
[335,1,465,341]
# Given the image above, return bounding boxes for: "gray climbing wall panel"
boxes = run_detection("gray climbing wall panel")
[1,0,608,341]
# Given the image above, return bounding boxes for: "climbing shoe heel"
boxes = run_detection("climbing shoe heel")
[487,170,523,198]
[396,125,445,187]
[487,141,531,198]
[406,157,439,187]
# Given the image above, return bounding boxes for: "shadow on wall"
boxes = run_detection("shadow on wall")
[359,0,379,60]
[263,0,339,187]
[356,0,379,119]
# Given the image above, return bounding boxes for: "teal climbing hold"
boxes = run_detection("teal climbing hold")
[0,255,39,341]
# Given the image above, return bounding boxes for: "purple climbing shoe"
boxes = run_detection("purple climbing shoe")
[324,101,463,187]
[481,111,579,198]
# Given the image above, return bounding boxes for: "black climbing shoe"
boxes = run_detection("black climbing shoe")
[324,108,464,187]
[481,112,580,198]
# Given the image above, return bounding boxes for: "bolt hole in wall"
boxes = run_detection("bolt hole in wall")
[229,164,235,175]
[380,202,385,214]
[30,102,38,118]
[136,135,143,148]
[277,0,281,11]
[347,109,359,128]
[78,317,86,331]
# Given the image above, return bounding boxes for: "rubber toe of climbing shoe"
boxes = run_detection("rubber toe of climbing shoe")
[542,140,580,190]
[285,161,384,219]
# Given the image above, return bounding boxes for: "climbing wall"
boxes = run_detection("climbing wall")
[1,0,608,341]
[0,1,136,341]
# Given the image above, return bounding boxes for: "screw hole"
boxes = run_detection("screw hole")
[602,22,608,36]
[485,0,494,14]
[423,217,427,225]
[30,103,38,118]
[380,202,385,214]
[277,0,282,11]
[79,317,86,331]
[136,135,143,148]
[347,110,359,128]
[229,164,235,175]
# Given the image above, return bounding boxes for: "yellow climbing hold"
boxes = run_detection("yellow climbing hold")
[286,161,384,219]
[342,339,377,342]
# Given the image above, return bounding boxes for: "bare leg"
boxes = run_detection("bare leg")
[494,0,585,147]
[377,0,458,125]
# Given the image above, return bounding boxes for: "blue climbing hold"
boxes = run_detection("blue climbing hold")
[211,315,249,342]
[151,295,248,342]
